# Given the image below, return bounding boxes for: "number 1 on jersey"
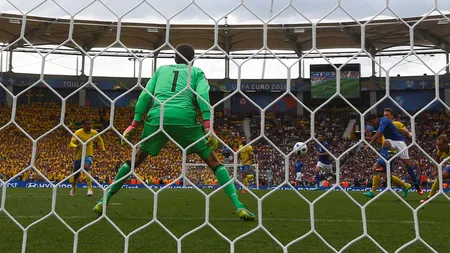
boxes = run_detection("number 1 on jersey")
[172,70,179,92]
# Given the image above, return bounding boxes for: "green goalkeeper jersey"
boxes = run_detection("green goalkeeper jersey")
[134,64,211,126]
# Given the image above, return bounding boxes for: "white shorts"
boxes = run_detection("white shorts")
[385,139,409,159]
[295,172,303,181]
[317,161,333,173]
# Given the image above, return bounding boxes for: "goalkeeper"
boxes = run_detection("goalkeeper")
[93,44,255,221]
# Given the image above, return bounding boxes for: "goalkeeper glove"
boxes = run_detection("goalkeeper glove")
[121,120,139,145]
[203,120,218,151]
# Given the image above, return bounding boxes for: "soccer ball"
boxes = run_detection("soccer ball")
[294,142,308,156]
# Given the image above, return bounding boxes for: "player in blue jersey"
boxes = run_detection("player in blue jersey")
[382,108,423,195]
[364,114,415,198]
[313,134,334,190]
[294,160,305,188]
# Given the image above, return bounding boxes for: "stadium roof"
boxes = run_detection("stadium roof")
[0,13,449,55]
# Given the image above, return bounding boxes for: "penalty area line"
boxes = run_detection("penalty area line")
[12,216,443,224]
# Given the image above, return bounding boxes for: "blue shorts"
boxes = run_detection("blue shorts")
[242,165,251,174]
[74,156,93,171]
[445,166,450,175]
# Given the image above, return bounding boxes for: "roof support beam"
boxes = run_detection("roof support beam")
[343,27,376,53]
[8,48,13,73]
[414,28,448,51]
[283,28,304,79]
[9,22,53,49]
[80,53,85,76]
[283,28,302,58]
[151,35,165,57]
[82,26,112,51]
[152,49,160,75]
[224,26,231,79]
[446,46,449,74]
[0,28,18,38]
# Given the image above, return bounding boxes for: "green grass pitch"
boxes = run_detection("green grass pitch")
[311,78,360,99]
[1,188,448,253]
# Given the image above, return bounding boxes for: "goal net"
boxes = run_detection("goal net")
[0,0,450,252]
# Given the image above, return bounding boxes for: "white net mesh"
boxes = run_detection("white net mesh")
[0,0,450,252]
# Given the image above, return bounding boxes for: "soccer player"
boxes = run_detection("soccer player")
[92,44,255,221]
[239,136,254,194]
[363,114,412,198]
[266,168,273,186]
[382,108,423,195]
[420,135,450,204]
[294,159,305,188]
[313,134,333,190]
[68,120,105,196]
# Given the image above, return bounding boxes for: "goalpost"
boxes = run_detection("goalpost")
[0,0,449,252]
[185,163,260,189]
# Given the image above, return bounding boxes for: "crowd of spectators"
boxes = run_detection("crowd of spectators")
[0,102,449,188]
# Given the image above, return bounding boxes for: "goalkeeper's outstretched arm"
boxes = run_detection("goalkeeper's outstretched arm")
[122,69,158,144]
[195,71,217,150]
[195,71,211,122]
[134,70,158,123]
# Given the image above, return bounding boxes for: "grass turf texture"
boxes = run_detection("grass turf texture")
[0,188,448,253]
[311,78,360,99]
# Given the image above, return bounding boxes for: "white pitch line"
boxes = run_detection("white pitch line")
[12,216,444,224]
[7,194,151,199]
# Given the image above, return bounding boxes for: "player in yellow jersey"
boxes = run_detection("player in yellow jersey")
[420,135,450,204]
[239,137,254,193]
[68,120,105,196]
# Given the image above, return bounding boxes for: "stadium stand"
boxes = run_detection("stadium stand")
[1,100,448,189]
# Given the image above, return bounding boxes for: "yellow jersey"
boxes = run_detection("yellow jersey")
[381,121,407,145]
[239,144,253,166]
[69,128,105,160]
[437,144,450,161]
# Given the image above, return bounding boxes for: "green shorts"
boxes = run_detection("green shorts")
[139,123,212,160]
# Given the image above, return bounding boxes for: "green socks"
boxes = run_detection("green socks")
[100,163,243,210]
[214,165,244,209]
[100,161,131,205]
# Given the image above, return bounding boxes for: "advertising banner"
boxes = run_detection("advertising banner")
[2,181,449,193]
